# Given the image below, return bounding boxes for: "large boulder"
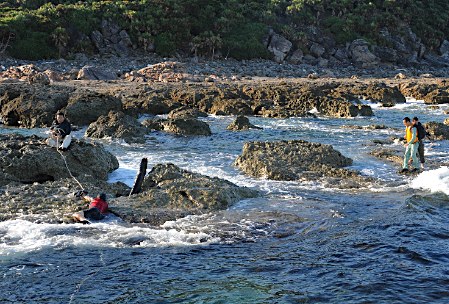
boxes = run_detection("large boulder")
[210,98,253,115]
[348,39,378,67]
[423,89,449,104]
[161,118,212,136]
[110,163,258,225]
[235,140,354,181]
[0,134,119,186]
[85,111,148,143]
[77,65,117,81]
[65,90,122,125]
[266,32,293,63]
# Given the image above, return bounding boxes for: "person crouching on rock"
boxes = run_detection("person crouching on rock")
[400,117,420,174]
[73,193,109,223]
[46,111,72,150]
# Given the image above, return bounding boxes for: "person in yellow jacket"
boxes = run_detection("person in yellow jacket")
[400,117,420,173]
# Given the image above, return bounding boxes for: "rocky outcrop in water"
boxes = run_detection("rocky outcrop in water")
[235,140,352,180]
[110,163,259,225]
[227,116,262,131]
[424,121,449,140]
[0,134,119,186]
[398,80,449,104]
[161,118,212,136]
[167,106,208,119]
[85,111,148,143]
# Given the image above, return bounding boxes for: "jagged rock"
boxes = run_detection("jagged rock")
[395,73,407,79]
[77,65,117,80]
[85,111,148,143]
[126,61,187,83]
[370,149,403,164]
[110,163,259,224]
[0,178,130,224]
[424,121,449,140]
[28,72,50,85]
[65,90,122,125]
[440,40,449,57]
[310,43,325,58]
[0,64,40,80]
[287,49,304,64]
[43,69,64,82]
[0,82,73,127]
[423,89,449,104]
[0,134,118,186]
[227,116,262,131]
[444,117,449,125]
[348,39,378,68]
[234,140,354,181]
[161,118,211,136]
[167,106,208,119]
[210,98,253,115]
[267,32,292,63]
[142,117,165,131]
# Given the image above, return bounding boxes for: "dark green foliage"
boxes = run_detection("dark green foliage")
[222,23,270,60]
[1,0,449,60]
[9,31,56,59]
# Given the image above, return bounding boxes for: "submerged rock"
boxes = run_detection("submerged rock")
[110,163,259,225]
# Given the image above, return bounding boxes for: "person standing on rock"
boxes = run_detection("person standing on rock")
[46,111,72,150]
[73,193,109,223]
[400,117,420,174]
[412,116,426,170]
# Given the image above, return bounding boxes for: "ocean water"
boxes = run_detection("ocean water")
[1,98,449,303]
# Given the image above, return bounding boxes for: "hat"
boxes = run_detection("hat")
[99,193,107,201]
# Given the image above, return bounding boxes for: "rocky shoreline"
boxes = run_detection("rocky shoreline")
[1,57,449,225]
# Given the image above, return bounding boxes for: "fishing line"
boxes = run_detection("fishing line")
[68,249,106,304]
[55,135,84,191]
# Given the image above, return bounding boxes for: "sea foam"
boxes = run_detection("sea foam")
[410,166,449,195]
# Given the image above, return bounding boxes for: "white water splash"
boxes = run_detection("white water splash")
[410,166,449,195]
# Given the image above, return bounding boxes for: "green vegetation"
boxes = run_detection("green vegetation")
[0,0,448,60]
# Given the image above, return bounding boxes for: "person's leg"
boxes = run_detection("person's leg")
[403,145,412,169]
[46,138,58,147]
[418,141,425,164]
[83,208,104,221]
[410,143,420,169]
[60,135,72,149]
[72,210,87,222]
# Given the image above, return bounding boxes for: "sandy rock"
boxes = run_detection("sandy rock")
[110,163,258,225]
[85,111,148,143]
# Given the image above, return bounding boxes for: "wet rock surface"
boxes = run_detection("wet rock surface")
[85,111,148,143]
[161,118,212,136]
[424,121,449,140]
[234,140,367,187]
[0,134,119,186]
[110,163,259,225]
[227,116,262,131]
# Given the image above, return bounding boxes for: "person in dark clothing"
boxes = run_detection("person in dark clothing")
[73,193,109,223]
[412,116,425,170]
[46,111,72,150]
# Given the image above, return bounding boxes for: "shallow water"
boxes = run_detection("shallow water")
[1,99,449,303]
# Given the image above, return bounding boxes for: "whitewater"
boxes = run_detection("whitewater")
[1,98,449,303]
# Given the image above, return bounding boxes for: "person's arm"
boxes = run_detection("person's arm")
[408,127,417,144]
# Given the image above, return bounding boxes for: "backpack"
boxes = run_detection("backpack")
[416,122,426,140]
